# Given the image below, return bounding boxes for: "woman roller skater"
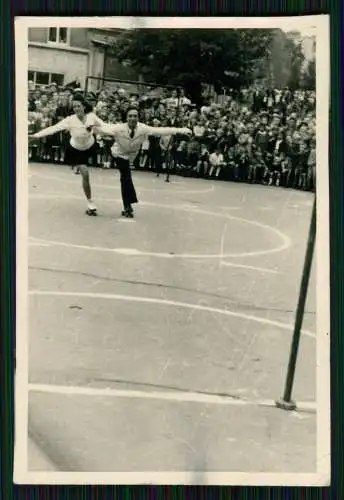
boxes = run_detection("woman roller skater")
[29,94,107,216]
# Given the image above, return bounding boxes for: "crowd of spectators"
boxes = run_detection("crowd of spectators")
[28,80,316,191]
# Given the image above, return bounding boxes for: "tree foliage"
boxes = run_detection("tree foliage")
[286,38,305,90]
[110,29,275,103]
[269,30,305,89]
[301,58,316,89]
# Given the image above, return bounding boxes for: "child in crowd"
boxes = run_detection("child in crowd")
[296,141,311,190]
[195,143,210,178]
[37,108,52,160]
[209,147,225,178]
[175,140,188,174]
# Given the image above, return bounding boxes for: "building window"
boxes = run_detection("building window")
[35,72,50,85]
[48,27,69,45]
[28,70,65,87]
[51,73,64,86]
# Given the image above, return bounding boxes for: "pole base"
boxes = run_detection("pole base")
[275,399,297,411]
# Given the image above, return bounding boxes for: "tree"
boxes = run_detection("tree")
[269,30,292,88]
[302,58,316,89]
[268,31,305,89]
[286,38,305,90]
[109,29,275,104]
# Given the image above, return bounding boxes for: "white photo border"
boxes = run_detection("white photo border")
[14,15,330,486]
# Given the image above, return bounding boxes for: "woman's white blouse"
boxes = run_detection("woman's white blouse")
[33,112,106,151]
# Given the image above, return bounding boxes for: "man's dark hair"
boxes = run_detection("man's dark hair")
[126,105,139,116]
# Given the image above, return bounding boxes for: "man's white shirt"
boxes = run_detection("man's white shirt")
[98,122,190,163]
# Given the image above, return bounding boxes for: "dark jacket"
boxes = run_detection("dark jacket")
[270,139,288,155]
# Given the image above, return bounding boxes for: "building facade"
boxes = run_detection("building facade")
[28,27,138,91]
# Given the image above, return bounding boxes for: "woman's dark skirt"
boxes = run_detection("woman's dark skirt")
[64,141,98,166]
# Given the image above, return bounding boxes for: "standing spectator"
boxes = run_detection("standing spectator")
[295,141,310,190]
[307,138,316,191]
[28,91,37,112]
[148,118,164,176]
[234,134,250,182]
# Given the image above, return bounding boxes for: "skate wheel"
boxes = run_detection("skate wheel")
[86,209,98,216]
[121,210,134,218]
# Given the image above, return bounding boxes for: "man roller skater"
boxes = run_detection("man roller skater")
[97,107,192,218]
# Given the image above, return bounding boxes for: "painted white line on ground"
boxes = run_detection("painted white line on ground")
[220,261,281,275]
[219,222,227,261]
[28,290,315,339]
[218,206,242,211]
[30,171,215,195]
[29,241,52,247]
[28,238,282,274]
[29,195,292,259]
[28,382,316,413]
[116,219,137,223]
[289,201,313,209]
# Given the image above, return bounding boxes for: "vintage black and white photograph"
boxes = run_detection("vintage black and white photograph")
[14,16,330,485]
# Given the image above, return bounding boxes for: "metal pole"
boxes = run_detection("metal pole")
[84,76,180,96]
[165,86,181,184]
[84,76,88,98]
[276,196,316,411]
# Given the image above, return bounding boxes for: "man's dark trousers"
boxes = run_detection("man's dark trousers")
[116,157,138,209]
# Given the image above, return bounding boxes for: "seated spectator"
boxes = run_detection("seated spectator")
[175,140,188,173]
[195,143,209,177]
[248,148,267,184]
[187,134,201,171]
[193,119,206,140]
[209,146,225,178]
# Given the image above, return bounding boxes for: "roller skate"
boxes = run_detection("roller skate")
[121,205,134,218]
[85,202,98,216]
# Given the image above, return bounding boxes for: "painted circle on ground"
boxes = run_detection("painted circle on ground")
[29,290,315,339]
[29,194,292,259]
[30,170,215,195]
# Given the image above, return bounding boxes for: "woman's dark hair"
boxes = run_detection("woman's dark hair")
[72,93,93,113]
